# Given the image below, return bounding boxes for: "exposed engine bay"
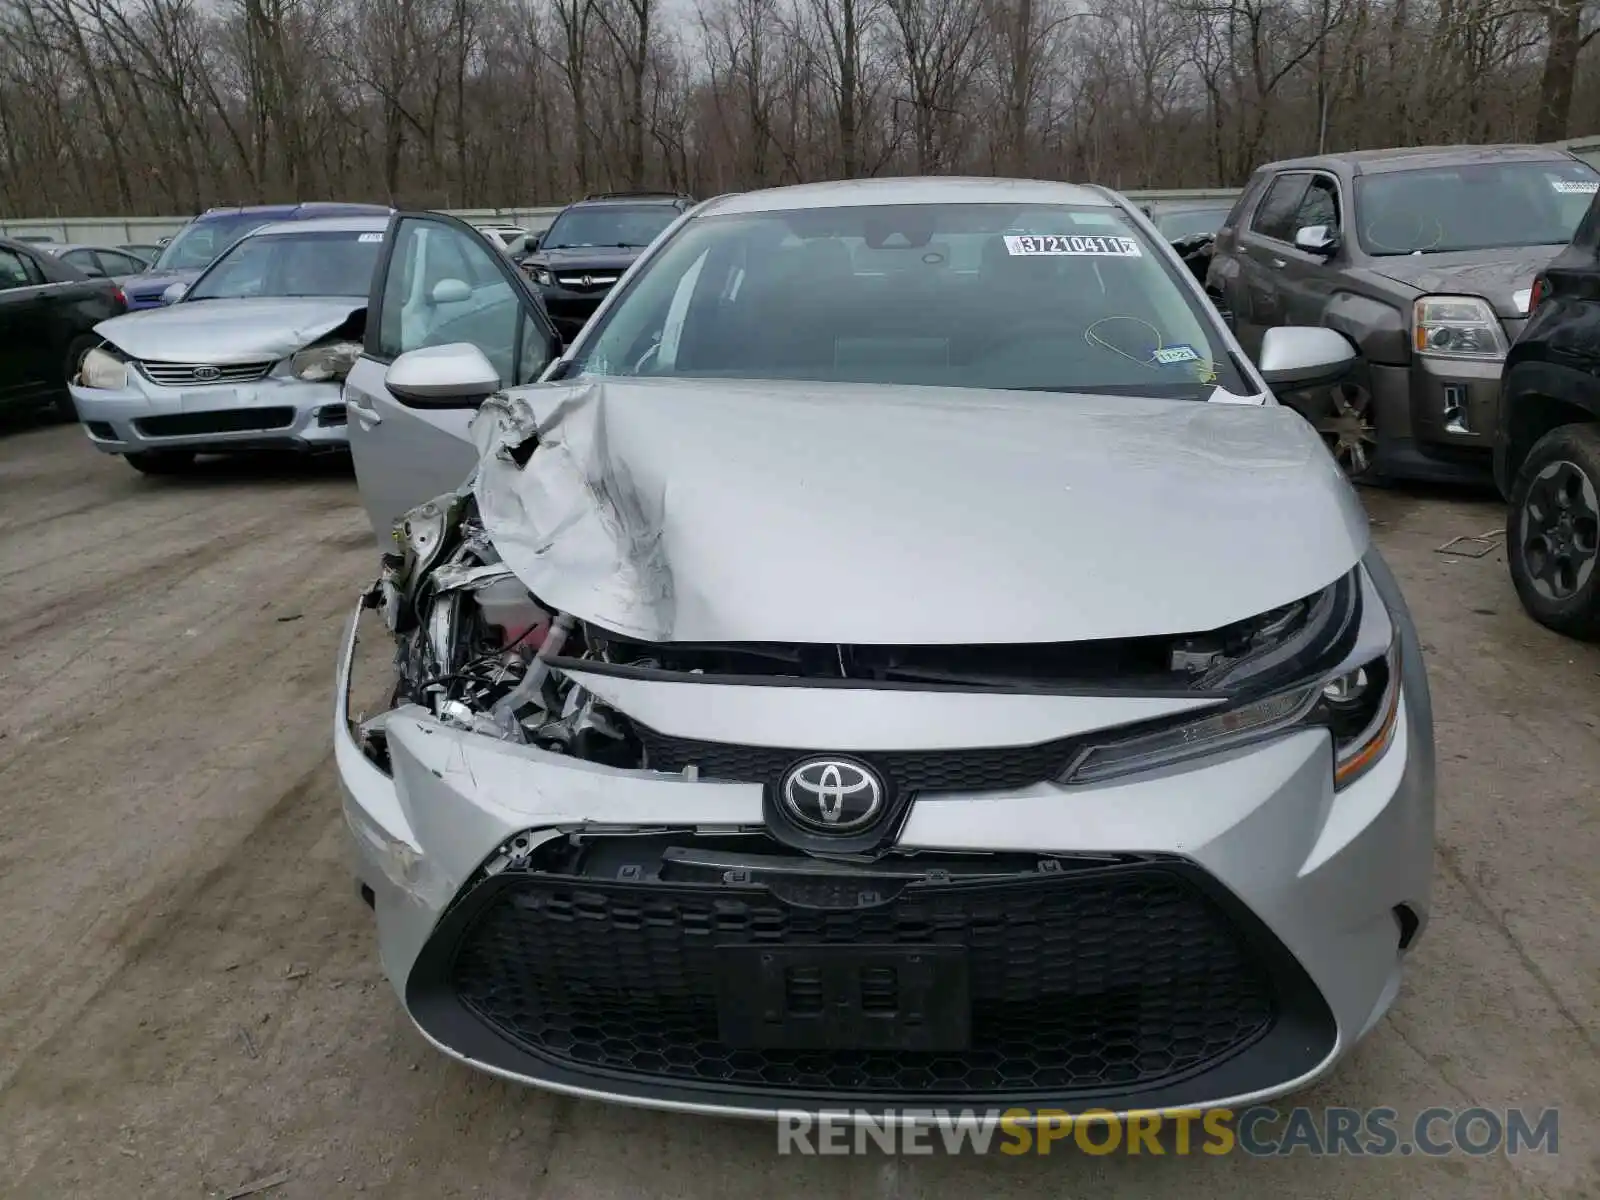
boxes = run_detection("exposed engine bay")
[359,486,1362,774]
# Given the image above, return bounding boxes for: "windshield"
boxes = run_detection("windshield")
[1155,208,1231,241]
[154,215,275,271]
[542,205,679,250]
[568,202,1246,398]
[1355,160,1599,256]
[187,229,384,300]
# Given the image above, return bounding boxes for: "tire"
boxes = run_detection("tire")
[1506,422,1600,641]
[124,450,197,476]
[53,335,100,422]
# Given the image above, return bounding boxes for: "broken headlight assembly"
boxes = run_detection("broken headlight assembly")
[1062,570,1401,790]
[78,346,128,390]
[367,491,640,767]
[291,339,363,382]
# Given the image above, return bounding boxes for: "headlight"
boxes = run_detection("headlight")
[78,347,128,390]
[1413,294,1507,359]
[291,340,363,382]
[531,267,553,286]
[1061,579,1401,791]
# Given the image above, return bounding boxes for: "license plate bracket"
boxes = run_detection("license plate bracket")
[178,388,238,412]
[715,944,970,1051]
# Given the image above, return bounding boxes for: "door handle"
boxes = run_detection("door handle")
[347,398,382,425]
[1270,258,1287,269]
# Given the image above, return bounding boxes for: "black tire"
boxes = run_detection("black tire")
[54,335,100,422]
[1506,422,1600,641]
[124,450,197,476]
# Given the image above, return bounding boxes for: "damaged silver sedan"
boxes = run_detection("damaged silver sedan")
[69,215,385,475]
[337,183,1435,1121]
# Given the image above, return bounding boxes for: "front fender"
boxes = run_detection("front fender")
[1325,292,1409,366]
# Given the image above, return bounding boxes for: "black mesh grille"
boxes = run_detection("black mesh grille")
[135,407,295,437]
[441,863,1283,1101]
[635,724,1079,793]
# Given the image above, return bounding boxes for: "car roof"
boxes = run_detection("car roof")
[1260,144,1580,176]
[700,176,1114,217]
[567,193,690,208]
[195,202,393,222]
[246,214,392,237]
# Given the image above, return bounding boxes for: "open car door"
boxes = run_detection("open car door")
[345,211,561,539]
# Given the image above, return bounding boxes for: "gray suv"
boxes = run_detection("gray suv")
[1207,145,1599,482]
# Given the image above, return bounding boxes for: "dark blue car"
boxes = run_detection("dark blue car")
[122,202,393,309]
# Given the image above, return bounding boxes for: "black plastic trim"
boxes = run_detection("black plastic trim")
[552,656,1234,700]
[404,853,1337,1114]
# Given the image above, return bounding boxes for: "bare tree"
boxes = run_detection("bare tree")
[0,0,1596,217]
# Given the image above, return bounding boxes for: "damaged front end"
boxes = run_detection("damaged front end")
[336,377,1429,1120]
[363,488,637,768]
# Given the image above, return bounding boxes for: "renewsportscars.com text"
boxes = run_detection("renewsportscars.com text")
[776,1106,1560,1157]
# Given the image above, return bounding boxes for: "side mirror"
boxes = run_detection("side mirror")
[161,281,189,305]
[1293,225,1339,256]
[385,343,501,409]
[1257,326,1356,390]
[525,232,542,252]
[429,278,472,305]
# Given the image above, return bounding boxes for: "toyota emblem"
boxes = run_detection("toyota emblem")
[780,758,885,832]
[192,365,221,381]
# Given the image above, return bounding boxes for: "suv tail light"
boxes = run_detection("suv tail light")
[1528,275,1549,312]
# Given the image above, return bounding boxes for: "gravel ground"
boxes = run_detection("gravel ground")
[0,420,1595,1199]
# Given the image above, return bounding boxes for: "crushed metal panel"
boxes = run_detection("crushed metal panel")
[471,385,676,641]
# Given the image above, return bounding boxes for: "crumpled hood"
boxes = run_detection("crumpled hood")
[94,296,366,363]
[469,378,1369,644]
[1362,247,1565,317]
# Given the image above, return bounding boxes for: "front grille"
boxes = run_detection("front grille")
[138,360,275,387]
[412,850,1333,1107]
[555,274,618,289]
[135,407,295,437]
[635,724,1078,793]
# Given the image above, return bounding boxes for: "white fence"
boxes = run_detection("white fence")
[5,135,1598,244]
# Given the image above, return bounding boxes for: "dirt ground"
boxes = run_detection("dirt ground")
[0,420,1595,1200]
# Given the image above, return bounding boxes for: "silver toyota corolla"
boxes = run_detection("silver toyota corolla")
[336,179,1435,1122]
[69,215,387,475]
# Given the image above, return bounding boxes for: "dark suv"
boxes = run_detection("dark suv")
[520,191,695,338]
[1207,145,1598,482]
[1496,186,1600,640]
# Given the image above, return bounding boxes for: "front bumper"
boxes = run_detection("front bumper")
[69,374,348,455]
[336,601,1433,1119]
[532,284,613,337]
[1369,353,1509,483]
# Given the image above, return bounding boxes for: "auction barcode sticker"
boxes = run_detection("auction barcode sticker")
[1004,234,1142,257]
[1551,180,1598,194]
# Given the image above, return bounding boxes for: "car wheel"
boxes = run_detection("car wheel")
[1308,381,1385,485]
[124,451,197,476]
[1507,422,1600,641]
[54,335,100,421]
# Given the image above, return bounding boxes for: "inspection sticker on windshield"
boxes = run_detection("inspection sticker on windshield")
[1551,180,1599,194]
[1004,234,1141,257]
[1153,344,1200,364]
[358,232,384,242]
